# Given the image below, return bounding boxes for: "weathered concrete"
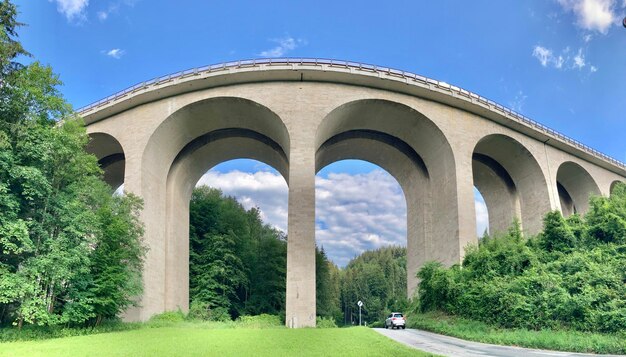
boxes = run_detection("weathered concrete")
[82,59,626,327]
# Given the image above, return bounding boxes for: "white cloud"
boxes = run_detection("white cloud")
[197,170,289,232]
[195,168,494,267]
[509,91,528,113]
[590,65,599,72]
[315,170,407,267]
[573,48,586,68]
[50,0,89,22]
[259,37,306,57]
[98,0,141,22]
[532,46,553,67]
[532,45,596,72]
[556,0,618,33]
[475,197,489,237]
[104,48,125,59]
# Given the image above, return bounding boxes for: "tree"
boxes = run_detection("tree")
[0,1,145,328]
[189,186,286,319]
[88,192,146,325]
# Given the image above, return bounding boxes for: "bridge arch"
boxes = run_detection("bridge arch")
[78,59,626,326]
[315,99,457,295]
[86,132,125,190]
[138,96,290,314]
[471,134,550,235]
[556,161,600,216]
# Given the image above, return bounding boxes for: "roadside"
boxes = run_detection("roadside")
[374,328,626,357]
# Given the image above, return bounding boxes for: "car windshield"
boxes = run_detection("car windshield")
[393,313,403,318]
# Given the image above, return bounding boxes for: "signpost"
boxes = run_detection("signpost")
[357,300,363,326]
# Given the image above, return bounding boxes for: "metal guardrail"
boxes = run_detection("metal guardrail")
[75,58,626,170]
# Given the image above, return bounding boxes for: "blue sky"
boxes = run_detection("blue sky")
[14,0,626,265]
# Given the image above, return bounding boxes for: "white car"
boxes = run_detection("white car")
[384,312,406,329]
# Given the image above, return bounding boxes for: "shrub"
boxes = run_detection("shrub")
[147,310,186,327]
[187,301,211,321]
[414,198,626,334]
[236,314,282,328]
[186,301,231,322]
[316,316,338,328]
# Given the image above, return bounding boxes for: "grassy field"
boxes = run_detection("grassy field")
[407,311,626,355]
[0,326,435,357]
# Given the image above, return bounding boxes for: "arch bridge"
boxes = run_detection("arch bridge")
[81,58,626,327]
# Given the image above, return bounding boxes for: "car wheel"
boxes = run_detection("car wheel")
[402,326,406,329]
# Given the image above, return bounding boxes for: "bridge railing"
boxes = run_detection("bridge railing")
[75,58,626,170]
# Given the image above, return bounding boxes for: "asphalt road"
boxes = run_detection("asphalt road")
[374,328,625,357]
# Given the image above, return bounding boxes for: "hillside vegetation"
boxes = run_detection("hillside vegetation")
[414,183,626,334]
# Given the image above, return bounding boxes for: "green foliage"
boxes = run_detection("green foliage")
[414,187,626,334]
[585,182,626,244]
[0,2,145,330]
[340,246,408,325]
[315,246,341,322]
[187,300,212,321]
[235,314,283,328]
[408,311,626,355]
[147,310,187,328]
[315,316,338,328]
[0,320,141,342]
[189,187,286,319]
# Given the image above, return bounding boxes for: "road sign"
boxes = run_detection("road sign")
[357,300,363,307]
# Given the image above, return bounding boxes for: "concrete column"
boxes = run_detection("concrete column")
[453,152,479,261]
[119,149,167,321]
[285,144,316,328]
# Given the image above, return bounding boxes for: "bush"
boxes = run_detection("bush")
[147,310,186,327]
[187,301,232,322]
[187,301,211,321]
[316,316,338,328]
[368,320,384,328]
[414,200,626,334]
[236,314,282,328]
[0,320,141,342]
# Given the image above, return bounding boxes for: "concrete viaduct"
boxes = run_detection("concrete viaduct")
[80,58,626,328]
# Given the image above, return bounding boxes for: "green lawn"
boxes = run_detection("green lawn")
[0,326,435,357]
[407,311,626,355]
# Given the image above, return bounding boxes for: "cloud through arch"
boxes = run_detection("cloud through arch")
[196,160,489,267]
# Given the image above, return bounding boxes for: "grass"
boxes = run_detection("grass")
[0,313,283,342]
[406,311,626,355]
[0,326,436,357]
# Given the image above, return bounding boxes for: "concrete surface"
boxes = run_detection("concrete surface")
[374,328,625,357]
[82,61,626,327]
